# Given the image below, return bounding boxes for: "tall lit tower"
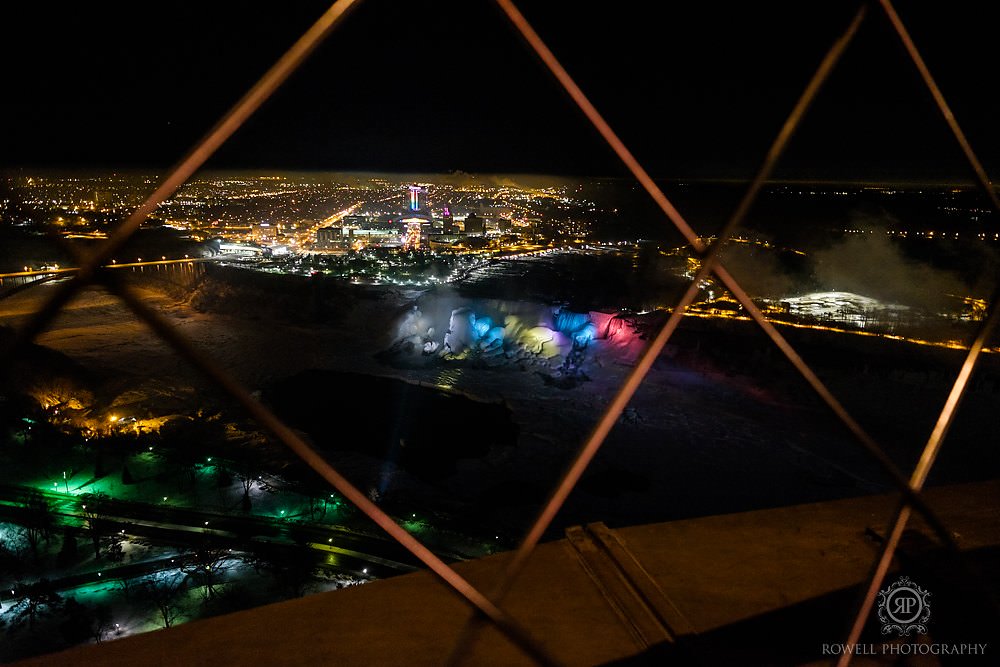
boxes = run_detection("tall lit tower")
[406,184,428,212]
[400,184,431,249]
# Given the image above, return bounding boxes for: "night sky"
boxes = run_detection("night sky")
[2,1,998,181]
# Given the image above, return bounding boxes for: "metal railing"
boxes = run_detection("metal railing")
[1,1,996,664]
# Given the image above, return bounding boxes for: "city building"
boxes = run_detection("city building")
[217,241,269,257]
[315,226,342,248]
[442,204,456,234]
[464,212,484,235]
[316,225,400,250]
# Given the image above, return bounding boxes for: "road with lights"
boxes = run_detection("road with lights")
[0,483,445,601]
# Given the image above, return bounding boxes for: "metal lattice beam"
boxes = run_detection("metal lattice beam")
[837,2,1000,661]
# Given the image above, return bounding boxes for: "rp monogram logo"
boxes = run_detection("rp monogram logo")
[877,577,931,636]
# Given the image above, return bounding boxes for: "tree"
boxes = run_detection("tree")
[237,468,256,512]
[18,489,53,563]
[0,530,28,580]
[306,494,328,522]
[223,431,271,512]
[104,537,125,563]
[116,576,136,600]
[6,579,62,632]
[142,572,185,628]
[231,454,262,513]
[88,603,113,643]
[158,417,225,488]
[182,541,233,603]
[79,492,111,560]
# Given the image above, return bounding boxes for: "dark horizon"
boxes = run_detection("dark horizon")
[2,1,999,182]
[2,165,997,191]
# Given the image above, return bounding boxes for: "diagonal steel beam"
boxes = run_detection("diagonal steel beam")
[711,262,953,551]
[838,297,1000,666]
[1,0,362,371]
[879,0,1000,213]
[838,3,1000,662]
[97,271,561,666]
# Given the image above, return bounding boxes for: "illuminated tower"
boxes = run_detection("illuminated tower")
[406,185,428,212]
[400,184,430,249]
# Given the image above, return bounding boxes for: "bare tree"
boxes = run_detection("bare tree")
[86,602,114,644]
[224,431,270,512]
[231,452,269,513]
[0,531,28,581]
[236,468,257,512]
[18,490,53,563]
[115,576,136,600]
[182,542,233,603]
[6,579,62,632]
[306,494,328,522]
[142,572,185,628]
[79,493,110,560]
